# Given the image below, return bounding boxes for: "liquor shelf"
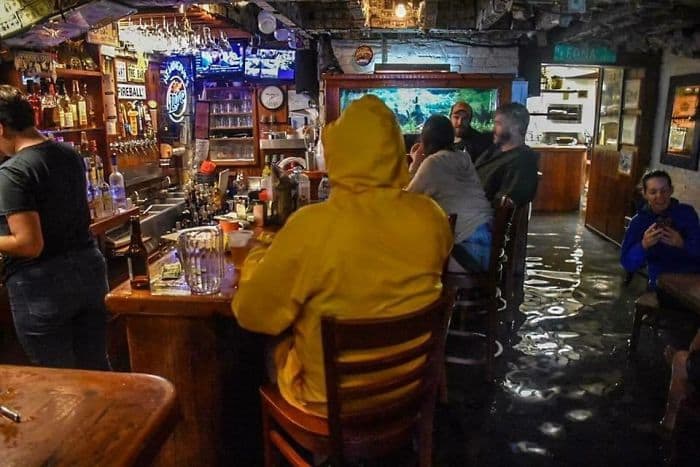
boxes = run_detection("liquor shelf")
[55,68,103,79]
[40,126,104,134]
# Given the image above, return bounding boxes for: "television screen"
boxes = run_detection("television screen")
[195,40,246,76]
[244,47,296,80]
[339,87,499,133]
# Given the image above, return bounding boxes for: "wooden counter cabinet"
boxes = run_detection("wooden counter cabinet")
[106,251,266,467]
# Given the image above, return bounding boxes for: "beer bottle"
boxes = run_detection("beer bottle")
[127,215,150,290]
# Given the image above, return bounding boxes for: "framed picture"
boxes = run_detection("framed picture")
[660,74,700,170]
[623,79,641,110]
[115,59,127,83]
[618,146,635,176]
[621,114,639,145]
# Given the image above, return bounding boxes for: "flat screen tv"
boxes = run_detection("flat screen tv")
[195,40,246,76]
[244,47,296,81]
[339,87,499,134]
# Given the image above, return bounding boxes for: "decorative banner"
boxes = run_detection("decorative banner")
[162,58,191,124]
[354,45,374,67]
[117,83,146,100]
[13,50,54,75]
[115,59,127,82]
[87,23,119,47]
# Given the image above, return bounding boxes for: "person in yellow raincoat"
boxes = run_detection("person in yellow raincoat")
[232,95,452,416]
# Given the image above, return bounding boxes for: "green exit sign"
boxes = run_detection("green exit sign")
[553,44,617,64]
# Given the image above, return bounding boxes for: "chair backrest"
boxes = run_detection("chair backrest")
[321,290,452,462]
[487,196,516,284]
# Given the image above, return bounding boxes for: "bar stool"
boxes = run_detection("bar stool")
[442,196,515,383]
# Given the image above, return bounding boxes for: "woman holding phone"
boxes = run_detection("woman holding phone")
[621,170,700,290]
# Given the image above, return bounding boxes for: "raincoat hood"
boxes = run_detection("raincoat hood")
[322,95,409,191]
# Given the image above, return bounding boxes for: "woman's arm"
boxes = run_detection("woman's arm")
[0,211,44,258]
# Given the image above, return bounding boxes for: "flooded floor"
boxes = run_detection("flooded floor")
[435,211,694,467]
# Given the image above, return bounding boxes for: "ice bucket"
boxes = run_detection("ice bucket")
[177,226,224,295]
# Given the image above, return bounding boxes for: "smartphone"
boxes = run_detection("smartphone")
[655,216,672,228]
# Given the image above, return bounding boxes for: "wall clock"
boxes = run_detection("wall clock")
[259,85,285,110]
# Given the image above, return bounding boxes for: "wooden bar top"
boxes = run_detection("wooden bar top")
[90,207,140,237]
[0,365,177,467]
[106,250,240,319]
[657,273,700,314]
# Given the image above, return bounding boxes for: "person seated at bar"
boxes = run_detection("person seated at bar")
[407,114,493,272]
[661,329,700,432]
[474,103,539,207]
[0,85,109,370]
[621,170,700,290]
[450,101,493,162]
[232,95,452,415]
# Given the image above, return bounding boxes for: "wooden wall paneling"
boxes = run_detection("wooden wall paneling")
[532,147,587,212]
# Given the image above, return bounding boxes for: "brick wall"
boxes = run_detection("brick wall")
[330,39,518,75]
[650,50,700,211]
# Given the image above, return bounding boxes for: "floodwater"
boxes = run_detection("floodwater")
[434,212,691,467]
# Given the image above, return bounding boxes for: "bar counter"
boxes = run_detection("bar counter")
[106,249,265,467]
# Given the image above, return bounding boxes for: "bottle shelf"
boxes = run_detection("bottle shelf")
[56,68,103,79]
[209,137,254,142]
[41,127,105,134]
[209,112,253,116]
[209,127,253,131]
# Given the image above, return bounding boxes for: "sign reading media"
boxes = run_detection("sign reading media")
[162,58,190,124]
[553,44,616,64]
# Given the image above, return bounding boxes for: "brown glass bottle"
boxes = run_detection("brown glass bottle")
[127,216,150,290]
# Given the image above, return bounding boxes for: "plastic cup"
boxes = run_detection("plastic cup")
[229,230,254,268]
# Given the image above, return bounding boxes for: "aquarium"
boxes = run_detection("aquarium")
[339,87,499,133]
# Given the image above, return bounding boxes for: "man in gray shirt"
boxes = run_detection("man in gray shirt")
[407,115,493,271]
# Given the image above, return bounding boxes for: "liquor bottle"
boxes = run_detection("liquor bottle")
[317,174,330,201]
[41,79,58,129]
[84,157,98,220]
[291,166,310,207]
[72,80,88,128]
[62,81,76,129]
[109,156,127,211]
[91,140,113,215]
[26,80,42,128]
[127,215,150,290]
[81,82,96,128]
[56,80,70,129]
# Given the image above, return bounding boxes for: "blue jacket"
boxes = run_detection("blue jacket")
[620,199,700,289]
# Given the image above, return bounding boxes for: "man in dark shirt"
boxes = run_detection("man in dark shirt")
[450,101,493,162]
[474,103,539,207]
[0,85,109,369]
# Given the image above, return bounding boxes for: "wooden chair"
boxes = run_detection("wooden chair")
[442,196,515,382]
[501,201,531,325]
[259,291,453,467]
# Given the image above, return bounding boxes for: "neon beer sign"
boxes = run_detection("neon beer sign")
[163,59,190,124]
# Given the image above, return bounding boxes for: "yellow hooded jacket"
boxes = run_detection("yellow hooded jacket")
[232,95,452,415]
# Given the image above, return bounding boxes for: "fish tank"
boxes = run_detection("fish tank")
[339,87,499,134]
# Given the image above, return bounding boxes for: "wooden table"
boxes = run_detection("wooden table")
[0,365,177,466]
[657,273,700,314]
[106,251,266,467]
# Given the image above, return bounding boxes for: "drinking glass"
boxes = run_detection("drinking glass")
[177,226,224,295]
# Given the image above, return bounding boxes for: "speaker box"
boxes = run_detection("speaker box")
[295,49,319,97]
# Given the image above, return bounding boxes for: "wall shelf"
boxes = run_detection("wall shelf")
[56,68,103,79]
[41,127,105,134]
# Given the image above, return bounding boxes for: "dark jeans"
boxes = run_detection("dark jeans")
[6,247,110,370]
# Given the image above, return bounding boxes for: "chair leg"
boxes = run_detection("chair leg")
[485,302,496,383]
[630,306,644,356]
[417,401,435,467]
[439,362,448,404]
[261,406,278,467]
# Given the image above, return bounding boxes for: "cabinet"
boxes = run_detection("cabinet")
[197,86,258,166]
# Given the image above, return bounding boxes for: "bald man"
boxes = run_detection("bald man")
[450,101,493,162]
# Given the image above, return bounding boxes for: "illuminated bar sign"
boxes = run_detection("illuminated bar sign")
[117,83,146,100]
[553,44,616,64]
[162,58,190,124]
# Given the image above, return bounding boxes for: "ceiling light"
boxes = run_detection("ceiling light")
[395,2,407,19]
